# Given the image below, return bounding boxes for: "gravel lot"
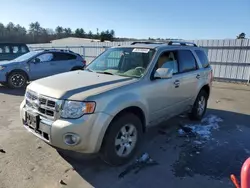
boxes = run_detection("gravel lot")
[1,82,250,188]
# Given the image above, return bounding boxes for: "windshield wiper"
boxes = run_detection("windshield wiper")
[96,71,114,75]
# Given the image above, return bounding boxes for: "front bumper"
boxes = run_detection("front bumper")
[20,100,113,153]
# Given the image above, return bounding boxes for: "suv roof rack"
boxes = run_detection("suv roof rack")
[41,49,74,53]
[130,40,197,47]
[131,41,164,45]
[167,40,197,47]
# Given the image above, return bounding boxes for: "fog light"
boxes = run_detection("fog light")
[63,133,80,146]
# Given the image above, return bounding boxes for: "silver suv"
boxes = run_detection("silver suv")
[20,41,213,166]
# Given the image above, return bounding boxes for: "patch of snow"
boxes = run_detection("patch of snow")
[178,129,185,135]
[178,114,223,140]
[193,140,203,145]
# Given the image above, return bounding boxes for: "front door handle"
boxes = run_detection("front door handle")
[196,74,201,79]
[174,80,180,88]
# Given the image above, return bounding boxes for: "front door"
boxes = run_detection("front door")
[146,50,183,124]
[29,53,55,80]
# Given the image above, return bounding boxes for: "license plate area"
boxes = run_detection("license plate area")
[25,111,40,130]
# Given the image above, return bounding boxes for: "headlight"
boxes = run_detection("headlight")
[0,66,6,71]
[61,101,96,119]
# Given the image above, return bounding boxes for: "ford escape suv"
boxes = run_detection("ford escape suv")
[0,49,86,88]
[20,41,213,166]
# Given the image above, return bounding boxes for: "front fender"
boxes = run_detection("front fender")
[103,92,149,125]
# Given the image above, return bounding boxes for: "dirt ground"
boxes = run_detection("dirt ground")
[0,82,250,188]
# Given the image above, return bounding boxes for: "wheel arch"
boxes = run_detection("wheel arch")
[7,69,29,81]
[200,84,210,98]
[99,106,146,152]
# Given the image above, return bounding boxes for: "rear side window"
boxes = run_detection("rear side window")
[195,50,209,68]
[178,50,197,73]
[52,52,77,61]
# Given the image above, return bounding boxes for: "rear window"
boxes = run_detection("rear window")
[195,50,209,68]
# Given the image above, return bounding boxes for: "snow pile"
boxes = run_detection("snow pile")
[178,115,223,140]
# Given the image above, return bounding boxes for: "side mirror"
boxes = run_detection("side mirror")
[33,58,41,63]
[154,68,173,79]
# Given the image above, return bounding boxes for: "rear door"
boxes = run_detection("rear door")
[173,50,201,108]
[49,52,78,74]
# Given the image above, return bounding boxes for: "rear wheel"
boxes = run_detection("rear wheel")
[100,113,143,166]
[7,71,27,89]
[189,90,208,120]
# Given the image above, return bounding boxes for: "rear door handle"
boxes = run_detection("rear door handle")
[196,74,201,79]
[174,80,180,88]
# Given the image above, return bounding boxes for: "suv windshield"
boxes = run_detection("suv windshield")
[13,51,40,62]
[86,47,155,78]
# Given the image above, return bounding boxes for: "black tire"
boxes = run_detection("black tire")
[7,71,27,89]
[100,113,143,166]
[189,90,208,120]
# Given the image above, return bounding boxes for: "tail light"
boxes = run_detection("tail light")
[83,60,86,65]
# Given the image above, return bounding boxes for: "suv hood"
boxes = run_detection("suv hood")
[27,71,137,100]
[0,60,20,66]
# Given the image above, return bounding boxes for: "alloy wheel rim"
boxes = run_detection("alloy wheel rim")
[198,96,206,116]
[115,124,137,157]
[11,74,25,88]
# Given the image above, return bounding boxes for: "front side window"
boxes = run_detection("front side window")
[36,53,54,62]
[86,47,155,78]
[20,45,29,53]
[156,51,178,74]
[178,50,197,73]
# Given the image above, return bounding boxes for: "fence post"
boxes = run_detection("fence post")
[247,68,250,85]
[82,46,85,59]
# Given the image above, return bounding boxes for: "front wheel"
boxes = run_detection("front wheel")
[189,90,208,120]
[7,72,27,89]
[100,113,143,166]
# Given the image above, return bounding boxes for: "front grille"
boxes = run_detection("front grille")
[25,90,57,119]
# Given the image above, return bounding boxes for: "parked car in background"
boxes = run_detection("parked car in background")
[0,43,29,61]
[0,49,86,88]
[20,41,212,166]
